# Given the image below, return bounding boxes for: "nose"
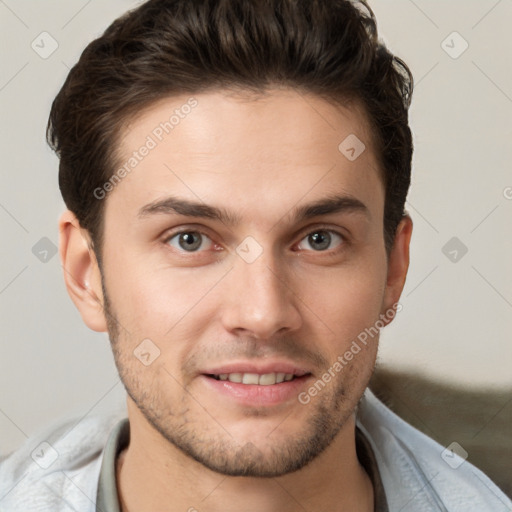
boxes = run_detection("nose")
[220,247,303,340]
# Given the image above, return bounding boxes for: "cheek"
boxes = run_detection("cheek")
[105,237,388,352]
[106,256,224,340]
[297,253,387,348]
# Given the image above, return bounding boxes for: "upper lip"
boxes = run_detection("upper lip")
[201,361,312,377]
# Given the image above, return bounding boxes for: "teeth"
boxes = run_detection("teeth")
[258,373,276,385]
[213,372,296,385]
[242,373,260,385]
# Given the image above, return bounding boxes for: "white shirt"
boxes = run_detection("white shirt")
[0,388,510,511]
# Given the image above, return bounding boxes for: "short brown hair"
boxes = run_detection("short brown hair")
[47,0,413,264]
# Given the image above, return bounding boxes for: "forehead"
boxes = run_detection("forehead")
[106,88,383,229]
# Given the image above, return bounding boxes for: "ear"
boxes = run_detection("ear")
[380,215,413,325]
[58,210,108,332]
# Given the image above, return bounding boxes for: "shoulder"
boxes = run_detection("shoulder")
[0,410,126,512]
[357,387,512,512]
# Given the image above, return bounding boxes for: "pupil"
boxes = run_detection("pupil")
[180,232,201,251]
[309,231,330,251]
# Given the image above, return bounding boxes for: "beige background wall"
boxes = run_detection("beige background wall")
[1,0,511,455]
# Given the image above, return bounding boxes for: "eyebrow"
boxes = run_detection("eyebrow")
[137,193,370,226]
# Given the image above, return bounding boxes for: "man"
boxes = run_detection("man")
[1,0,510,511]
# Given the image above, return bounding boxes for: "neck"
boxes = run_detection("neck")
[116,407,374,512]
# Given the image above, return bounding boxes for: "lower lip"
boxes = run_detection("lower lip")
[199,374,311,407]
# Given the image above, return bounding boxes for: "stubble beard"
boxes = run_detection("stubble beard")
[101,278,372,478]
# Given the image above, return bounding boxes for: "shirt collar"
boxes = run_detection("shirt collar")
[95,418,388,511]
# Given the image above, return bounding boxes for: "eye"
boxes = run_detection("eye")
[165,230,215,253]
[296,229,345,252]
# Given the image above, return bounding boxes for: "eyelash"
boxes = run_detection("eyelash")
[162,225,348,256]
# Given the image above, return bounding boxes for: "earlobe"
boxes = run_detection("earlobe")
[58,210,108,332]
[381,215,413,323]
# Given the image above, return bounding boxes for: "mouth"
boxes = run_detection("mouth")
[206,372,304,385]
[199,364,313,406]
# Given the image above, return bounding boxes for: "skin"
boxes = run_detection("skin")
[59,87,412,512]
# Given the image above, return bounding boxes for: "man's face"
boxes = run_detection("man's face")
[99,88,393,477]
